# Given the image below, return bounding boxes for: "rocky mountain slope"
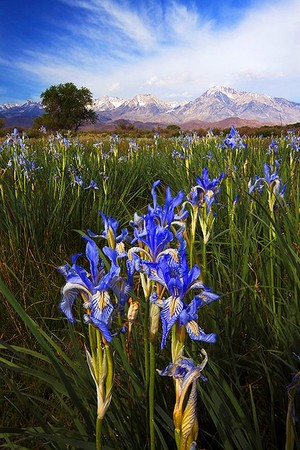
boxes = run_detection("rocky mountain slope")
[1,87,300,128]
[0,100,44,118]
[175,86,300,124]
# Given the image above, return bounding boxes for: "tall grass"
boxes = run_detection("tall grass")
[0,128,299,449]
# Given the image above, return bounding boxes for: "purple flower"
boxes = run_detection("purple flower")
[73,175,84,187]
[144,240,218,349]
[84,179,99,190]
[158,350,208,383]
[87,211,128,251]
[57,237,130,341]
[221,126,247,150]
[249,161,286,197]
[187,168,224,214]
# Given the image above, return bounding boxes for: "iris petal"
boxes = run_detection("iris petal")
[89,316,113,342]
[59,282,92,324]
[82,236,99,285]
[186,321,217,343]
[160,296,183,348]
[90,291,113,324]
[59,286,79,324]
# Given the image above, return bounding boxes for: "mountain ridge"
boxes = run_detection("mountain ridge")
[1,86,300,128]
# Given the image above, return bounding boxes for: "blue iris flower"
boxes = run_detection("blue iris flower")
[84,179,99,190]
[87,211,128,251]
[129,180,187,261]
[144,239,218,349]
[73,175,84,187]
[158,350,208,383]
[148,180,188,227]
[267,138,279,154]
[187,168,224,214]
[131,213,174,261]
[249,160,286,197]
[58,236,130,342]
[221,126,247,150]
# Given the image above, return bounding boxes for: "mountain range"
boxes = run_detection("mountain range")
[2,86,300,129]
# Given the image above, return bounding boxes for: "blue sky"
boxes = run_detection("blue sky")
[0,0,299,104]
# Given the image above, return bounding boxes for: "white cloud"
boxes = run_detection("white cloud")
[99,0,156,48]
[60,0,157,50]
[164,1,200,40]
[7,0,300,102]
[108,82,120,93]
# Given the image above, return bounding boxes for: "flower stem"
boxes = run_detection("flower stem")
[189,209,197,267]
[268,199,277,319]
[149,340,156,450]
[202,240,207,284]
[143,298,150,444]
[105,344,114,394]
[96,416,103,450]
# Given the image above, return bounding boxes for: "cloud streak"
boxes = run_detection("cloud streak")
[2,0,300,102]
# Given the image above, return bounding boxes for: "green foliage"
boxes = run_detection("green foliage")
[36,82,96,131]
[0,129,299,449]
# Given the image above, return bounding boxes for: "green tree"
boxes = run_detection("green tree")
[36,82,97,131]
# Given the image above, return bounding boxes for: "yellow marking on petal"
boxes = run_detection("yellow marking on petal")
[107,227,115,249]
[188,321,199,336]
[157,248,179,263]
[169,296,180,317]
[206,189,214,199]
[116,242,125,254]
[127,247,152,261]
[97,291,110,311]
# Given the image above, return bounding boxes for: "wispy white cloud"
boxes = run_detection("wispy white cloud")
[98,0,156,48]
[60,0,157,50]
[6,0,300,102]
[108,82,120,93]
[163,2,200,41]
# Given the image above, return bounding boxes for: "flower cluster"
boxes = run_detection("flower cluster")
[57,179,221,449]
[71,174,99,190]
[221,126,247,150]
[58,180,221,355]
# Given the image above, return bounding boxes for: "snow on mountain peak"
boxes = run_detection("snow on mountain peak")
[129,94,163,107]
[1,86,300,127]
[93,96,125,111]
[204,86,243,100]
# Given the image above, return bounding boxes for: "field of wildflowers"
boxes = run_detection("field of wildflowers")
[0,126,299,449]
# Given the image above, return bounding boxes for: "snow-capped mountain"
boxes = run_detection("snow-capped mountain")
[100,94,183,122]
[1,87,300,127]
[0,103,20,114]
[175,86,300,124]
[0,100,44,118]
[93,94,187,123]
[93,96,125,111]
[93,94,186,114]
[94,87,300,125]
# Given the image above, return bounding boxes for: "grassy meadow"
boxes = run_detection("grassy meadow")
[0,126,299,450]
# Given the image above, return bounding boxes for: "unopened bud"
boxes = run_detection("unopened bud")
[127,298,140,332]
